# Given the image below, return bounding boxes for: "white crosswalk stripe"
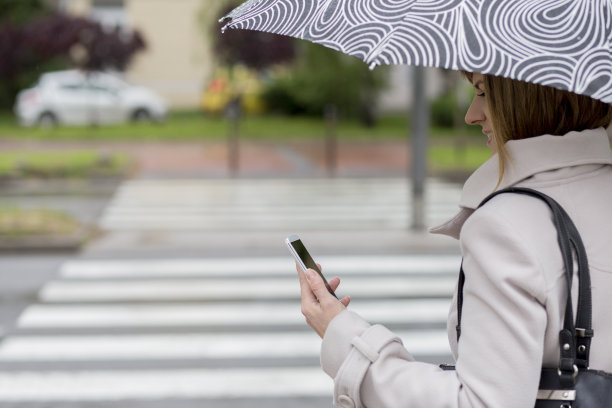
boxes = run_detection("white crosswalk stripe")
[0,256,459,403]
[0,330,450,361]
[38,276,456,302]
[16,299,450,328]
[58,255,461,278]
[0,368,334,401]
[99,178,462,230]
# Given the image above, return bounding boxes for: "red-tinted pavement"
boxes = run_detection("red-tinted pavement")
[0,139,411,178]
[121,139,411,178]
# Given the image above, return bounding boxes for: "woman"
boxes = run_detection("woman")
[297,72,612,407]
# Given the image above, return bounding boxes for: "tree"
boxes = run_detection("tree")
[213,6,295,69]
[0,0,48,23]
[0,8,146,109]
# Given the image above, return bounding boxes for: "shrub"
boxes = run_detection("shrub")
[262,42,388,123]
[430,91,457,128]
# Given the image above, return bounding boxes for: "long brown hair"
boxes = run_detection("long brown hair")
[463,73,612,184]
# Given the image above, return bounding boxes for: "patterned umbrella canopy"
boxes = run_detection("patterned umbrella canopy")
[221,0,612,103]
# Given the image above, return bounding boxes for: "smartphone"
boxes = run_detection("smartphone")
[285,234,338,299]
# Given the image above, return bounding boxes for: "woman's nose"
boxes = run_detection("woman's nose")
[465,98,484,125]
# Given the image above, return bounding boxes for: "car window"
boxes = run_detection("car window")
[96,75,126,92]
[89,84,118,95]
[59,83,86,91]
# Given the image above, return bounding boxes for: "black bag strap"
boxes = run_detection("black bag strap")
[455,187,593,387]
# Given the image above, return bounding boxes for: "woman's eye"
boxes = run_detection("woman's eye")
[476,92,485,97]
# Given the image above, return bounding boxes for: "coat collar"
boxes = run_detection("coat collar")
[430,127,612,239]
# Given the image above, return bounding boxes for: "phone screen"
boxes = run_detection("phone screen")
[289,238,321,273]
[287,235,337,298]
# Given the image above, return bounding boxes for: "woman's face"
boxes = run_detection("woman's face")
[465,73,496,153]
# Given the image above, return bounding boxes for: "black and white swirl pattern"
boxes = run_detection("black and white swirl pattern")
[223,0,612,103]
[372,15,456,68]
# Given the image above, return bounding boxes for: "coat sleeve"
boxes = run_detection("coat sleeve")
[320,204,549,408]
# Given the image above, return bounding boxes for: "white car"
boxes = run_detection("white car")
[14,70,167,127]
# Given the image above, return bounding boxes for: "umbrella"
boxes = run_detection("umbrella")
[221,0,612,104]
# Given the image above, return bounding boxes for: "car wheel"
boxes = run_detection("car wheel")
[38,112,57,128]
[132,108,152,122]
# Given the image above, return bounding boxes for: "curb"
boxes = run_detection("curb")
[0,177,122,196]
[0,227,93,253]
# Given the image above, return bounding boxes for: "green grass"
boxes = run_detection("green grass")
[0,110,481,141]
[0,111,224,141]
[0,150,132,179]
[429,143,492,173]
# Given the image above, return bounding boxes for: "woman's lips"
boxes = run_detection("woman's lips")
[483,130,492,147]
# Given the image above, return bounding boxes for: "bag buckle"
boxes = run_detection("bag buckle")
[557,364,579,388]
[536,389,576,401]
[575,328,593,338]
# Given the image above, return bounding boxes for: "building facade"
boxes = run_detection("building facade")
[58,0,219,109]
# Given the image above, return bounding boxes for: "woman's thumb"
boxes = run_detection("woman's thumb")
[305,269,326,298]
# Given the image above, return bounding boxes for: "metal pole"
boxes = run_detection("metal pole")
[324,104,338,177]
[410,66,429,231]
[453,71,468,166]
[226,97,241,177]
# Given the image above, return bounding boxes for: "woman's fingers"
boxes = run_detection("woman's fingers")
[305,269,344,305]
[302,269,348,337]
[294,264,349,338]
[304,269,330,301]
[296,264,317,303]
[298,266,345,304]
[328,276,341,291]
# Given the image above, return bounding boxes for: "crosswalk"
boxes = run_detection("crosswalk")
[0,255,459,405]
[99,178,462,231]
[0,177,463,406]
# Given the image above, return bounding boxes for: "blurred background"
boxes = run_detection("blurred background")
[0,0,487,407]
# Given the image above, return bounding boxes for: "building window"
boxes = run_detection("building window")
[91,0,128,31]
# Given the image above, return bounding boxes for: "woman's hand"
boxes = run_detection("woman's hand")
[297,263,351,338]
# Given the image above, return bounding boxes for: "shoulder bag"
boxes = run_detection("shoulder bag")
[448,187,612,407]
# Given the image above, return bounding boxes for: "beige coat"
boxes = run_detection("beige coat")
[320,128,612,408]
